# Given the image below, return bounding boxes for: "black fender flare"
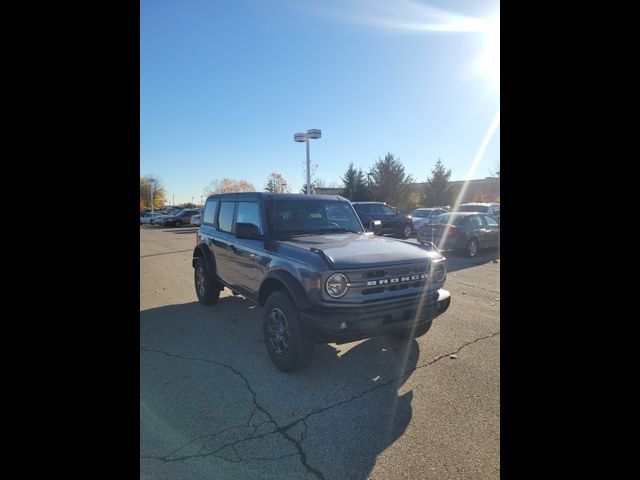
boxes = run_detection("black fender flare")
[258,270,311,309]
[192,244,217,279]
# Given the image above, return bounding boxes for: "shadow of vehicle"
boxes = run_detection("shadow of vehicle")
[140,297,422,479]
[442,248,500,273]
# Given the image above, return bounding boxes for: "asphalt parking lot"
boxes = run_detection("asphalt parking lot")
[140,225,500,479]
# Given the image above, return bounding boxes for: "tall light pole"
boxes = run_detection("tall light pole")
[294,129,321,194]
[150,183,155,215]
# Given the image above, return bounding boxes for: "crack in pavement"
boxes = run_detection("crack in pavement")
[280,331,500,431]
[141,332,498,477]
[140,346,326,479]
[447,280,500,295]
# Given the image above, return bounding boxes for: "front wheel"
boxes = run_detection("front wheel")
[263,291,314,372]
[194,258,221,305]
[402,225,412,238]
[175,220,183,228]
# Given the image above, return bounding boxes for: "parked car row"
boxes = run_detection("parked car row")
[417,212,500,257]
[140,208,202,227]
[454,202,500,222]
[140,212,161,225]
[141,201,500,257]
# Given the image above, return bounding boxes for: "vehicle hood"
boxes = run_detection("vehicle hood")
[278,233,437,269]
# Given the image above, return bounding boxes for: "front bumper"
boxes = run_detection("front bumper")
[300,289,451,343]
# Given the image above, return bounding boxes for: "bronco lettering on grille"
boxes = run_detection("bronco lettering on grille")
[365,273,428,286]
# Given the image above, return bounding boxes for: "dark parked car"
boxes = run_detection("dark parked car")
[417,212,500,257]
[161,209,200,227]
[454,203,500,222]
[351,201,414,238]
[193,193,451,372]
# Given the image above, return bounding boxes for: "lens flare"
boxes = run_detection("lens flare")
[475,14,500,88]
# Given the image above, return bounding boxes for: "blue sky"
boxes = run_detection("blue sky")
[141,0,500,205]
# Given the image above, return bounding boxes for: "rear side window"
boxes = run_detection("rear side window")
[381,205,396,215]
[354,204,369,213]
[468,215,483,227]
[483,215,499,227]
[203,199,218,225]
[218,202,236,232]
[467,215,483,228]
[236,202,262,230]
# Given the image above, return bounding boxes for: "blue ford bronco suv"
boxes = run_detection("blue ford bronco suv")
[193,193,451,372]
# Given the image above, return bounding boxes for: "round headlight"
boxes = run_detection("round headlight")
[326,273,349,298]
[433,263,446,282]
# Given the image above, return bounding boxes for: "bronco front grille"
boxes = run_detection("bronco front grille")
[344,262,436,298]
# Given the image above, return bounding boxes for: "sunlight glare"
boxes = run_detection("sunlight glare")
[475,13,500,88]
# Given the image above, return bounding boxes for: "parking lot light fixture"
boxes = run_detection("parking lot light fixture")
[294,129,322,194]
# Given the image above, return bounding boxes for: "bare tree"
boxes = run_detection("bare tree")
[203,178,256,196]
[140,175,166,211]
[264,173,291,193]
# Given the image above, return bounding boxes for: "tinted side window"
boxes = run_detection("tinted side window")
[381,205,396,215]
[218,202,236,232]
[468,215,483,227]
[483,215,499,227]
[203,199,218,225]
[354,204,369,213]
[235,202,262,230]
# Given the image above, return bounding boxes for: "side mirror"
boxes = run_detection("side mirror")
[235,222,260,239]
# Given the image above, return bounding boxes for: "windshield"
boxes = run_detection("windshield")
[265,199,363,234]
[456,205,489,213]
[410,209,433,218]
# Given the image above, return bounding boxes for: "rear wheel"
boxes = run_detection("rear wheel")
[175,220,183,228]
[263,290,313,372]
[466,238,478,257]
[194,257,221,305]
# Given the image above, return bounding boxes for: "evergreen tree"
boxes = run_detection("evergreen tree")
[423,159,452,207]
